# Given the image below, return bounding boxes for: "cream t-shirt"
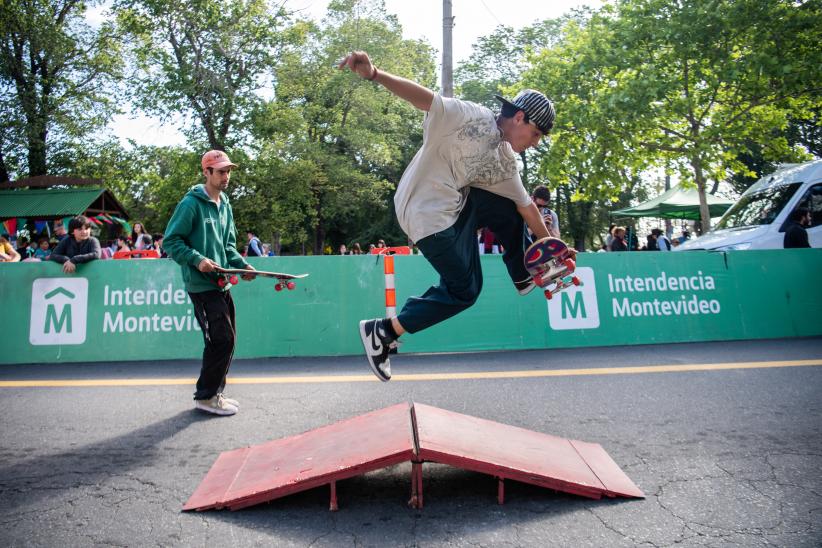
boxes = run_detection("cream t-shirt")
[394,94,532,243]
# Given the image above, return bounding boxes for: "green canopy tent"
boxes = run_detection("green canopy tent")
[612,185,734,220]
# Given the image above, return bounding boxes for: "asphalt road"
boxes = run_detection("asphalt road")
[1,337,821,547]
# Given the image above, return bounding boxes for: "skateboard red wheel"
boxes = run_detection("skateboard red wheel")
[572,276,581,286]
[217,277,227,288]
[275,283,284,291]
[563,258,576,271]
[229,275,239,285]
[544,289,552,300]
[286,281,296,290]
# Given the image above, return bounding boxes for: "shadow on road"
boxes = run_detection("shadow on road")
[199,464,638,543]
[0,410,209,509]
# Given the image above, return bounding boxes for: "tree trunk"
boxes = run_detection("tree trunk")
[690,155,712,233]
[313,199,325,255]
[520,151,529,187]
[27,125,48,176]
[0,147,10,183]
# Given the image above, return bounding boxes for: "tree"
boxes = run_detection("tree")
[455,18,572,109]
[595,0,821,232]
[115,0,296,150]
[455,16,584,187]
[0,0,123,179]
[519,15,655,250]
[248,0,436,254]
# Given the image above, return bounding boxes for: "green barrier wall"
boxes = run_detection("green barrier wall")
[2,250,821,365]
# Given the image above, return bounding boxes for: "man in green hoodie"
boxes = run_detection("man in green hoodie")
[164,150,255,416]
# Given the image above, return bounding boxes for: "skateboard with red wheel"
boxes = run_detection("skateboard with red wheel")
[524,237,580,300]
[213,267,308,291]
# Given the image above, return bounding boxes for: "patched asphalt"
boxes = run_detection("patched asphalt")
[1,337,821,547]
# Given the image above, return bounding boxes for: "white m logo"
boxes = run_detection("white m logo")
[547,267,600,330]
[30,278,88,345]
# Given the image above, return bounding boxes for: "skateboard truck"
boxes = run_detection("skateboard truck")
[524,238,581,300]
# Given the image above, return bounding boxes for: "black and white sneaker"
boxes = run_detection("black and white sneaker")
[359,319,394,381]
[514,277,536,295]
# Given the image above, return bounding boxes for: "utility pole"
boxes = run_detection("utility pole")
[442,0,454,97]
[664,172,673,238]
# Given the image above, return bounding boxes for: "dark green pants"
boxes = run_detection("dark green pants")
[397,188,529,334]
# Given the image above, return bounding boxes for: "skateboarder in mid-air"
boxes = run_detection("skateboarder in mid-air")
[338,51,558,382]
[164,150,256,416]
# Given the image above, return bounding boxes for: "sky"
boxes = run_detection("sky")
[98,0,603,148]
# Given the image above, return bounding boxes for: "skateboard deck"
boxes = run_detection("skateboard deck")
[213,267,308,291]
[523,237,581,300]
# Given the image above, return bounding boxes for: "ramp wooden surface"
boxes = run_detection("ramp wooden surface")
[184,401,643,511]
[413,403,644,499]
[184,402,415,511]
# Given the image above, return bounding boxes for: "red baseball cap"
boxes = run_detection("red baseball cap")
[201,150,238,171]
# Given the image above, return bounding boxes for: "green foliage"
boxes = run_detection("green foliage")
[0,0,124,178]
[114,0,295,150]
[6,0,819,255]
[244,0,434,253]
[580,0,822,231]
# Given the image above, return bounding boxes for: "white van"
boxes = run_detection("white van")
[675,160,822,251]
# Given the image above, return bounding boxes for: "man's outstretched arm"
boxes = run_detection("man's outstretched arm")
[338,51,434,112]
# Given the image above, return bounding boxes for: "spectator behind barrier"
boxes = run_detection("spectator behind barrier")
[246,230,264,256]
[131,222,150,250]
[113,235,131,258]
[652,228,671,251]
[154,233,168,258]
[15,236,29,257]
[34,238,52,259]
[49,215,101,273]
[531,185,560,239]
[53,222,68,241]
[610,227,628,251]
[784,207,812,248]
[0,234,21,262]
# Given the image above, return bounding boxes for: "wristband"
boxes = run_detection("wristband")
[367,66,378,81]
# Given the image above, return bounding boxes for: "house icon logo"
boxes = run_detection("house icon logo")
[29,278,89,345]
[547,267,600,330]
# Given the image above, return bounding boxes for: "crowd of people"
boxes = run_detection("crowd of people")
[0,218,282,266]
[601,224,691,252]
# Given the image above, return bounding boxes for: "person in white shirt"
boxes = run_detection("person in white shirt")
[339,51,558,381]
[653,228,672,251]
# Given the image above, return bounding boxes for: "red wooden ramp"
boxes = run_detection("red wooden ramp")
[184,402,643,512]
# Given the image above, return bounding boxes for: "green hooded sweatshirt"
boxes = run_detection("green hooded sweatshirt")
[164,184,248,293]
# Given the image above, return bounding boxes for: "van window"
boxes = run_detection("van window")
[796,183,822,228]
[715,183,802,230]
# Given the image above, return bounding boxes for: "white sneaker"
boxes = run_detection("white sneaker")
[195,394,238,416]
[218,393,239,408]
[359,319,393,381]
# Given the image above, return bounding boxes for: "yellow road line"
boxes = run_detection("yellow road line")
[0,359,820,388]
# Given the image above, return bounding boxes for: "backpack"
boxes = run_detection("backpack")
[248,238,263,256]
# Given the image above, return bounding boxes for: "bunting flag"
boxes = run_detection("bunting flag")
[17,218,27,234]
[96,215,114,225]
[110,216,132,234]
[34,220,48,233]
[2,219,15,235]
[89,217,103,226]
